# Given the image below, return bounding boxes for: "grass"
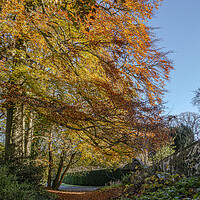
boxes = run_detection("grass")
[100,184,124,191]
[61,183,101,188]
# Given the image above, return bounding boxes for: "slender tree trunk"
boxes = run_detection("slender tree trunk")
[52,153,76,191]
[52,153,65,190]
[5,104,14,161]
[5,102,25,162]
[47,126,53,188]
[57,153,76,188]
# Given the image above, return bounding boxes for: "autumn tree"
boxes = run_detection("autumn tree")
[0,0,172,162]
[33,117,131,190]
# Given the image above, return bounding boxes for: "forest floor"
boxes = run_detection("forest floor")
[48,187,124,200]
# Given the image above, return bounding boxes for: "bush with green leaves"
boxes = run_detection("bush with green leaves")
[0,165,57,200]
[151,144,175,164]
[133,176,200,200]
[0,165,35,200]
[121,166,156,193]
[117,173,200,200]
[7,162,46,186]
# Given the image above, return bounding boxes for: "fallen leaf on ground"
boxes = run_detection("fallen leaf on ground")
[48,187,124,200]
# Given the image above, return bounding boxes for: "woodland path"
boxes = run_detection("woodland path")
[58,185,101,192]
[48,187,124,200]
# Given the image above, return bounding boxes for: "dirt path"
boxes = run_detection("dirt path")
[49,187,124,200]
[58,185,101,192]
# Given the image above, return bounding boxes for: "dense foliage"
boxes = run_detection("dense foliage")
[7,162,46,186]
[0,165,57,200]
[0,0,173,192]
[63,168,129,186]
[117,172,200,200]
[171,124,194,151]
[0,0,172,161]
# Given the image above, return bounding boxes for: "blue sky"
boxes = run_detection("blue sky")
[149,0,200,115]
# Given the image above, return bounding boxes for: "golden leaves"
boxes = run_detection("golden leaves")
[0,0,171,157]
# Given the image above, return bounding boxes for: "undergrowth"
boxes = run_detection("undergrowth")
[116,172,200,200]
[0,165,57,200]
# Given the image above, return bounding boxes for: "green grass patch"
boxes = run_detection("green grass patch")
[100,184,124,191]
[60,183,100,188]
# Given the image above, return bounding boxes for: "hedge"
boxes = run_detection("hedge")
[63,168,129,186]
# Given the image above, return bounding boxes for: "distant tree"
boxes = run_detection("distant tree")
[192,88,200,109]
[192,89,200,140]
[171,124,194,151]
[169,112,200,140]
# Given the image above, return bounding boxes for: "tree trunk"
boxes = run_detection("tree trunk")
[52,153,65,190]
[24,111,34,159]
[56,153,76,189]
[5,104,14,161]
[52,153,76,191]
[5,102,25,162]
[47,126,53,188]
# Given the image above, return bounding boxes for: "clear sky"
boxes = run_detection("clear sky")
[149,0,200,115]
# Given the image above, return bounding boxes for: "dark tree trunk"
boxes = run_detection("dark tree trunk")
[52,153,65,190]
[47,126,53,188]
[57,153,76,189]
[52,153,76,190]
[5,104,14,161]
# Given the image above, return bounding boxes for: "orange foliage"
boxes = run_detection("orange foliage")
[0,0,172,155]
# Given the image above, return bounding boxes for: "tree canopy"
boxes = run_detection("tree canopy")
[0,0,173,159]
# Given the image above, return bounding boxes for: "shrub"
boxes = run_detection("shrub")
[133,176,200,200]
[117,173,200,200]
[0,165,57,200]
[7,162,46,186]
[121,166,155,193]
[0,165,36,200]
